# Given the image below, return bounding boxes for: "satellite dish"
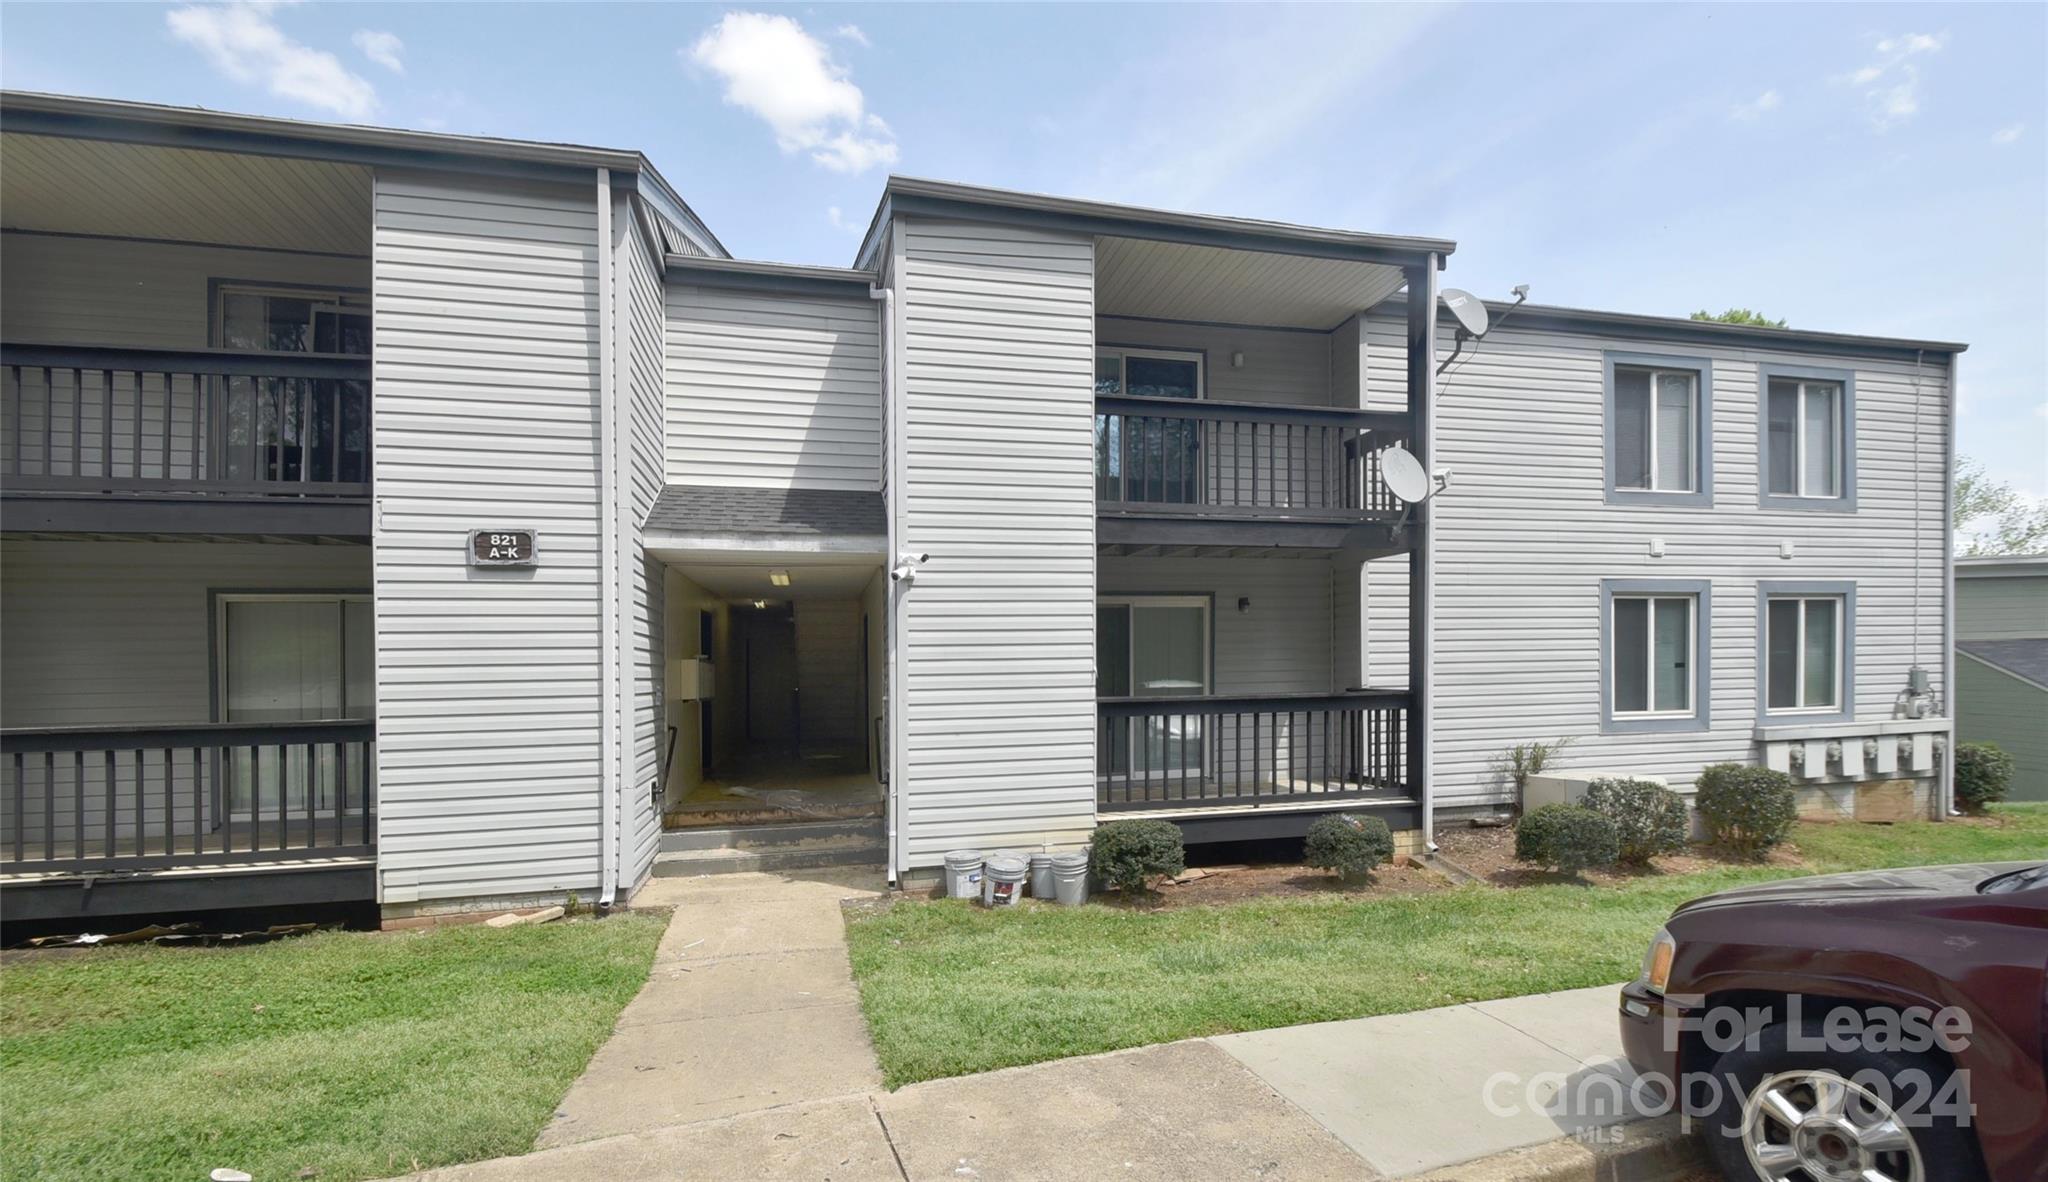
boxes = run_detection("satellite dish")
[1379,445,1432,504]
[1441,288,1489,338]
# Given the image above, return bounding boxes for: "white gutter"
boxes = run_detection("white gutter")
[595,168,622,904]
[873,233,907,886]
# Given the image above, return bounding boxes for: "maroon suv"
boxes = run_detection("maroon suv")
[1618,861,2048,1182]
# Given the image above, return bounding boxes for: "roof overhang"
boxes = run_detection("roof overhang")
[0,90,726,257]
[665,254,877,299]
[1471,299,1968,363]
[855,175,1454,273]
[1955,555,2048,578]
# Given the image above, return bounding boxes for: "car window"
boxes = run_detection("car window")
[1979,864,2048,894]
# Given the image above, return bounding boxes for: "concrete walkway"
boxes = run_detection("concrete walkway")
[534,869,887,1147]
[397,878,1659,1181]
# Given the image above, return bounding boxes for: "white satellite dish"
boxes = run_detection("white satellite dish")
[1380,445,1433,504]
[1441,288,1489,338]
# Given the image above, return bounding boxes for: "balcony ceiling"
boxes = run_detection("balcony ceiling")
[1096,235,1408,330]
[0,133,370,255]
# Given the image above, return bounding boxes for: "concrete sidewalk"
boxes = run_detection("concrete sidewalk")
[397,875,1669,1181]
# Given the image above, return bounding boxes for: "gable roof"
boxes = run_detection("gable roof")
[1959,639,2048,691]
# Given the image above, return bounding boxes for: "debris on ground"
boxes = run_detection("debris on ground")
[21,923,318,950]
[484,905,565,928]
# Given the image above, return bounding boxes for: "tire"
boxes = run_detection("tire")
[1699,1020,1984,1182]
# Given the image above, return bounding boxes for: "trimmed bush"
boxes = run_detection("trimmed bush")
[1089,818,1186,895]
[1954,743,2015,814]
[1582,777,1689,865]
[1694,763,1798,855]
[1304,813,1396,882]
[1514,804,1620,875]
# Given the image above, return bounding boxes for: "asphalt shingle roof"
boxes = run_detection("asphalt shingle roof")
[1959,639,2048,689]
[646,485,886,538]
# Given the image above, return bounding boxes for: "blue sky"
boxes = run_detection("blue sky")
[4,2,2043,493]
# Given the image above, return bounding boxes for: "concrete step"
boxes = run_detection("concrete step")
[651,839,884,876]
[659,817,884,854]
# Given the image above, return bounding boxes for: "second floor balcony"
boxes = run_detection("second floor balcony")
[1,344,372,536]
[1095,393,1413,553]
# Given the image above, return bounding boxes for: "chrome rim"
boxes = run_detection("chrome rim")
[1740,1069,1924,1182]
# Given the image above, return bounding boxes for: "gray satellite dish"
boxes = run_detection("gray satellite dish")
[1379,445,1432,504]
[1441,288,1489,338]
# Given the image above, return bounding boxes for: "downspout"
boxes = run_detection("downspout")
[1409,259,1439,852]
[596,167,621,905]
[871,247,905,886]
[1940,352,1958,817]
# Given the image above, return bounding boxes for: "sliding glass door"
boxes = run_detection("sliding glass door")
[1098,597,1210,778]
[218,594,373,816]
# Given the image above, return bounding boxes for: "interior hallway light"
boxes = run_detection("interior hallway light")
[769,570,791,587]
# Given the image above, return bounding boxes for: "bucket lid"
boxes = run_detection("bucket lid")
[1050,851,1090,869]
[983,855,1028,876]
[943,850,984,866]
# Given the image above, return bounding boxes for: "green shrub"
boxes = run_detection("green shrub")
[1304,814,1395,882]
[1581,777,1689,865]
[1954,743,2015,814]
[1089,819,1186,894]
[1514,804,1620,875]
[1490,737,1577,795]
[1694,763,1798,855]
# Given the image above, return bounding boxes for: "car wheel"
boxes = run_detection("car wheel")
[1702,1023,1984,1182]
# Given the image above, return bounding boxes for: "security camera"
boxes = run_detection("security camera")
[890,564,918,583]
[899,552,930,566]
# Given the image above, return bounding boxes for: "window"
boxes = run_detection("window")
[1759,364,1856,511]
[216,284,372,355]
[1614,596,1694,715]
[1605,352,1711,505]
[1601,579,1710,733]
[1757,582,1855,721]
[1096,348,1202,400]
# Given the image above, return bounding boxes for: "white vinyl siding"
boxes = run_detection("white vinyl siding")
[1364,312,1951,807]
[664,286,881,490]
[622,204,667,890]
[895,218,1097,866]
[0,232,369,348]
[370,169,605,904]
[1096,316,1333,405]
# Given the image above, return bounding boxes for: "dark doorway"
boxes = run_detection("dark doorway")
[740,604,798,745]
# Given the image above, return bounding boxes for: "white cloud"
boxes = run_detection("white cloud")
[352,29,404,74]
[166,2,377,120]
[1730,89,1781,121]
[1992,122,2026,145]
[834,24,870,48]
[826,205,864,234]
[686,12,898,173]
[1842,30,1945,131]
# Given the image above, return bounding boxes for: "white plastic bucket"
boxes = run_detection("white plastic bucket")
[981,855,1027,907]
[942,850,984,900]
[1051,851,1090,906]
[1028,851,1055,899]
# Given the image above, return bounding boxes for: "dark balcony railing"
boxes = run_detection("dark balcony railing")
[2,344,371,499]
[1097,691,1411,811]
[1094,395,1407,518]
[1,720,376,875]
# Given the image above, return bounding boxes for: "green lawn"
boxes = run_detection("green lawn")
[846,807,2048,1087]
[0,912,665,1182]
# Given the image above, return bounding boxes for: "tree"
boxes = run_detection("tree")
[1691,307,1788,328]
[1955,458,2048,556]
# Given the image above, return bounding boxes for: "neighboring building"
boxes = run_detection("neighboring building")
[0,93,1965,922]
[1956,556,2048,802]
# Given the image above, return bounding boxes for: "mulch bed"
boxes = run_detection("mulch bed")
[1429,821,1805,887]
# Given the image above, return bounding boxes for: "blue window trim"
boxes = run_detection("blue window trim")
[1603,351,1714,507]
[1757,362,1857,513]
[1599,578,1712,734]
[1755,580,1857,724]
